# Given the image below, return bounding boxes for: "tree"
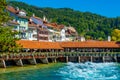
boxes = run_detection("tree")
[111,36,117,41]
[111,29,120,41]
[10,1,120,40]
[86,35,91,40]
[0,0,21,52]
[0,0,11,26]
[98,37,103,41]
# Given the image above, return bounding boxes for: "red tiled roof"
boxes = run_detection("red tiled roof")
[6,6,29,19]
[6,6,18,14]
[17,40,120,49]
[45,23,64,30]
[17,40,63,49]
[59,41,120,48]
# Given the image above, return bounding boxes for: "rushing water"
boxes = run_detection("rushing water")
[0,62,120,80]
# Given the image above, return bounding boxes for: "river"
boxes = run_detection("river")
[0,62,120,80]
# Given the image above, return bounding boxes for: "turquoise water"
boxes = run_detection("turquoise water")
[0,62,120,80]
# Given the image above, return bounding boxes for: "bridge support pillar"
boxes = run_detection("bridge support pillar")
[54,58,57,63]
[28,58,37,65]
[114,56,117,62]
[40,58,48,64]
[66,56,68,63]
[15,59,23,66]
[90,56,93,62]
[0,60,6,68]
[50,58,57,63]
[102,56,105,62]
[78,56,80,63]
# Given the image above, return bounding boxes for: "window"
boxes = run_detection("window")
[33,35,37,38]
[21,33,26,39]
[20,26,26,31]
[14,26,18,30]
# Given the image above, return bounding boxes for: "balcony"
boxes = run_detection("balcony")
[33,31,37,34]
[19,29,27,32]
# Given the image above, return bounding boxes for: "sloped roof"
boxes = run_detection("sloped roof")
[32,16,43,21]
[16,40,63,49]
[17,40,120,50]
[68,27,76,33]
[59,41,120,48]
[6,6,29,19]
[28,21,38,27]
[45,23,64,31]
[8,21,19,25]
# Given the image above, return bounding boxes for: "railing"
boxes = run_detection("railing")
[0,52,120,60]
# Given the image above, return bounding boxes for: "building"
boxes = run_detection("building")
[6,6,29,39]
[30,15,49,41]
[45,23,65,42]
[65,26,77,41]
[6,6,77,42]
[7,20,20,31]
[28,19,38,40]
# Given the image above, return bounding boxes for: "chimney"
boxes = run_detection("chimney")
[33,13,35,17]
[81,36,85,42]
[29,18,32,22]
[43,15,46,21]
[108,36,111,42]
[16,7,19,11]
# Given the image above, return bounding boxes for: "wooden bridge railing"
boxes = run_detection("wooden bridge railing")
[0,52,120,60]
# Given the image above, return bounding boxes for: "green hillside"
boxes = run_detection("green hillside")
[9,1,120,40]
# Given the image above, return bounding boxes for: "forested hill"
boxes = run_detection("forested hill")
[9,1,120,40]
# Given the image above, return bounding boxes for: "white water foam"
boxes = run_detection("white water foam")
[56,62,120,80]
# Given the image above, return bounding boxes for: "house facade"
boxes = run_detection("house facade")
[30,16,49,41]
[6,6,29,39]
[28,19,38,40]
[6,6,77,42]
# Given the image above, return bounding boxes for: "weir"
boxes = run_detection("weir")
[0,52,120,68]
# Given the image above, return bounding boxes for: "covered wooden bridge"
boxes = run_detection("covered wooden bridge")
[17,40,120,52]
[0,40,120,68]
